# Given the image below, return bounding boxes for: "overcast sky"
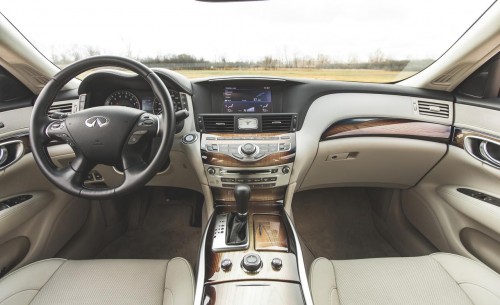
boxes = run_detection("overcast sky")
[0,0,494,62]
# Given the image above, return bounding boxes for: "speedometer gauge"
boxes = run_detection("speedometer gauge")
[105,90,141,109]
[152,89,182,115]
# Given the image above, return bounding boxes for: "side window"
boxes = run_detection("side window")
[457,54,500,99]
[0,65,33,109]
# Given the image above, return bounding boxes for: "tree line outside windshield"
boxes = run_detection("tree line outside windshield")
[52,46,428,83]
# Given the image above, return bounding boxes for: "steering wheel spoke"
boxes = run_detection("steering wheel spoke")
[126,113,160,145]
[45,117,78,146]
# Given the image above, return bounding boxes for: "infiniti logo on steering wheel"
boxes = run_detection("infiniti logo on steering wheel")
[85,116,110,128]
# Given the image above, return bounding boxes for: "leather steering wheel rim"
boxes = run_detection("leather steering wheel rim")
[30,56,176,199]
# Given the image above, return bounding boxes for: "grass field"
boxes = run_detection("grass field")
[172,69,416,83]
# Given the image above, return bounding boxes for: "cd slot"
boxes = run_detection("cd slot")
[222,169,274,175]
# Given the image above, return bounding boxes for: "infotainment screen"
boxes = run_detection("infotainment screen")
[223,87,272,113]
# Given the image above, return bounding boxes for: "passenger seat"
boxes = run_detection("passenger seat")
[0,257,194,305]
[309,253,500,305]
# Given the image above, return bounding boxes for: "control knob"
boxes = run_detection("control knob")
[241,253,262,273]
[282,166,290,174]
[207,167,216,175]
[241,143,257,155]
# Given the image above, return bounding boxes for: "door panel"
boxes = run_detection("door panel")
[0,105,89,275]
[403,103,500,271]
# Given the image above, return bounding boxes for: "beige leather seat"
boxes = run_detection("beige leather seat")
[0,258,194,305]
[310,253,500,305]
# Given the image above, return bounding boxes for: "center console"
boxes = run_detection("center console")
[193,80,312,305]
[194,127,312,304]
[199,190,309,305]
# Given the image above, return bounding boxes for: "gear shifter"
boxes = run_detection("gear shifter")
[226,184,251,245]
[234,184,251,217]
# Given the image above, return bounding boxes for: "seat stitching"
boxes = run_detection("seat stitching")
[430,252,500,277]
[329,287,337,305]
[163,259,171,305]
[458,282,500,300]
[175,257,195,302]
[330,261,341,305]
[180,258,195,298]
[0,289,39,304]
[0,258,66,285]
[28,260,68,305]
[164,288,174,305]
[429,254,475,304]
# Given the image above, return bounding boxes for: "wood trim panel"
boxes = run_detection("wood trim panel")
[202,150,295,167]
[253,214,288,251]
[453,128,500,149]
[203,281,305,305]
[212,187,286,203]
[204,204,299,284]
[321,118,451,143]
[210,133,284,137]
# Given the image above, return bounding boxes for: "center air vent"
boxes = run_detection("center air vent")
[417,101,449,118]
[262,115,296,132]
[199,115,235,132]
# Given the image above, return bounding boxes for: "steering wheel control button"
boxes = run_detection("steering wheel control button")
[128,135,140,144]
[221,258,232,272]
[241,253,262,273]
[143,119,154,126]
[241,143,257,155]
[182,134,197,144]
[271,258,283,270]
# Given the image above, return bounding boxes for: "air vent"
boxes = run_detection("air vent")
[200,115,235,132]
[417,101,449,118]
[262,115,294,132]
[48,100,79,115]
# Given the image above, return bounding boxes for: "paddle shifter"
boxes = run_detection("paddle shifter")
[227,184,251,245]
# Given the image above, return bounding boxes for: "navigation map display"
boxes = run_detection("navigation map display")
[223,87,272,113]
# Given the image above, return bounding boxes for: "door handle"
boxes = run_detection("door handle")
[479,140,500,167]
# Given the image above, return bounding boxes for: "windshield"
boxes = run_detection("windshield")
[0,0,494,83]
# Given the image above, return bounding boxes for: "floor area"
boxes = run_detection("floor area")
[96,187,203,269]
[292,188,400,260]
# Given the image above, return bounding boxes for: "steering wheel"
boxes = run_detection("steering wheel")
[30,56,176,199]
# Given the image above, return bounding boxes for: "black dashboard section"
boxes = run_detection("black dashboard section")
[192,77,454,130]
[455,94,500,112]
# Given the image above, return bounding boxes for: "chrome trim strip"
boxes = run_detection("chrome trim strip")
[0,140,25,171]
[479,140,500,167]
[464,135,500,170]
[284,211,314,305]
[194,214,212,305]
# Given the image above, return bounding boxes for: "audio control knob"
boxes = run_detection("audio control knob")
[207,167,216,175]
[241,143,257,155]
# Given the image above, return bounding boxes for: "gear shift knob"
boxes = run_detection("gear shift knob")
[234,184,251,217]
